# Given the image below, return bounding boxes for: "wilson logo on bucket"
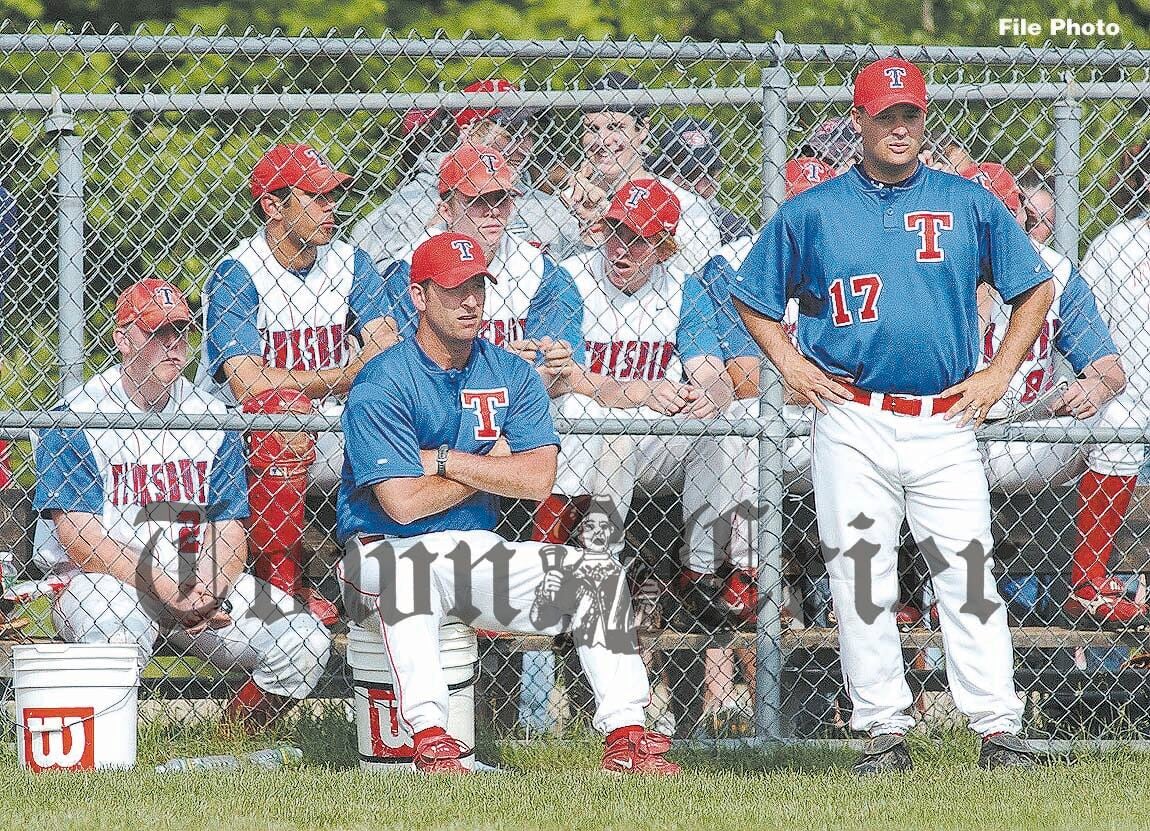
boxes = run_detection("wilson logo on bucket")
[23,707,96,771]
[367,689,412,757]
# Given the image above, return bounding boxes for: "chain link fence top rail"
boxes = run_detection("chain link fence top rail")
[3,29,1150,743]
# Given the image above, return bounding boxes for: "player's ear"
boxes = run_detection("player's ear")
[409,281,428,313]
[437,195,455,225]
[111,325,133,359]
[850,107,864,132]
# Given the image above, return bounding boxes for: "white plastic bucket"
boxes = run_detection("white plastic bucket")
[348,622,477,771]
[14,643,140,772]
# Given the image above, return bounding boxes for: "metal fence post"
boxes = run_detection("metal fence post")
[45,89,86,395]
[754,59,791,741]
[1053,71,1082,262]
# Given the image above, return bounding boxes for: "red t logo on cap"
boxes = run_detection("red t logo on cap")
[451,239,476,261]
[154,286,177,307]
[478,153,499,174]
[624,185,650,209]
[883,67,907,89]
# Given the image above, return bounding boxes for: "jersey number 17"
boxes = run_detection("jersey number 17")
[829,274,883,327]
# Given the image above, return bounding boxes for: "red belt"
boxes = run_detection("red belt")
[358,533,395,544]
[840,381,961,418]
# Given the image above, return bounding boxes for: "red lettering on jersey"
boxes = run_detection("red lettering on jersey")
[904,212,953,262]
[828,275,883,327]
[585,341,675,380]
[478,317,527,348]
[262,324,346,371]
[110,460,208,507]
[461,389,509,440]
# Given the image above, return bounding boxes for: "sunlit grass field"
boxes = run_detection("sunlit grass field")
[8,714,1150,831]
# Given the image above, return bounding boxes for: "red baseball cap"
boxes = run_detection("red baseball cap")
[603,179,681,239]
[402,108,440,136]
[454,79,535,131]
[250,144,353,199]
[410,232,497,289]
[115,279,192,332]
[785,157,836,199]
[853,58,928,116]
[438,145,519,197]
[961,162,1022,214]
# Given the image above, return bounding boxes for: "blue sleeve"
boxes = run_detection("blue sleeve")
[1055,267,1118,373]
[729,209,798,320]
[206,431,250,521]
[342,380,424,489]
[381,260,419,340]
[348,249,390,338]
[503,358,561,453]
[203,259,263,381]
[525,259,586,364]
[700,256,760,360]
[32,425,103,515]
[979,196,1052,302]
[676,275,724,362]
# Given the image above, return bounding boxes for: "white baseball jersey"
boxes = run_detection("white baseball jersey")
[32,366,248,574]
[198,231,388,405]
[383,230,583,355]
[1080,218,1150,410]
[659,176,723,275]
[980,243,1117,420]
[559,249,722,391]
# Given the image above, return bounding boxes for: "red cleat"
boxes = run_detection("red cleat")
[297,586,340,627]
[601,727,681,776]
[720,569,758,624]
[1065,578,1149,629]
[894,601,923,630]
[413,727,470,774]
[224,677,293,734]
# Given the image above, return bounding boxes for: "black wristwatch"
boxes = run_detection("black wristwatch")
[436,444,450,477]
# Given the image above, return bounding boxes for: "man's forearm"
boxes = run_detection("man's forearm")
[197,520,248,598]
[992,281,1056,378]
[53,512,183,601]
[444,448,556,502]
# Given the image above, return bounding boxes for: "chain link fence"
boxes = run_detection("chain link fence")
[3,28,1150,747]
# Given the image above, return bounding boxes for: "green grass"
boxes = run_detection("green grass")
[9,718,1150,830]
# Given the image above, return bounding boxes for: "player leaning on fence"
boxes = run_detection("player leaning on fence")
[731,57,1056,773]
[32,280,332,733]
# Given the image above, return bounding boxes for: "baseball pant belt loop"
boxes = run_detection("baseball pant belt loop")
[839,381,962,418]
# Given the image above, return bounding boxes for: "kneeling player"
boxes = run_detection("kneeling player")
[34,280,332,731]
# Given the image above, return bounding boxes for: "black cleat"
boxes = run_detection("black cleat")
[852,734,913,775]
[979,732,1038,770]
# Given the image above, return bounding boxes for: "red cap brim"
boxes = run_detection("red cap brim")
[860,92,927,117]
[295,169,354,194]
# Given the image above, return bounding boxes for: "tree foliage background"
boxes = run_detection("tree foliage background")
[0,0,1148,413]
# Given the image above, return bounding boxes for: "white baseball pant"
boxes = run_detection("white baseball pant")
[811,397,1024,737]
[983,392,1146,492]
[52,571,331,699]
[552,394,750,573]
[338,530,650,735]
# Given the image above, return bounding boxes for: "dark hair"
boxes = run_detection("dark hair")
[587,71,651,120]
[1111,142,1150,219]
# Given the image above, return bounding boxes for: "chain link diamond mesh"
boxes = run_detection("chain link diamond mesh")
[1,29,1149,746]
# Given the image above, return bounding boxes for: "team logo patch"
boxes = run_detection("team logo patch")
[301,146,333,169]
[884,66,907,88]
[153,285,178,307]
[23,707,96,772]
[624,185,650,209]
[478,153,499,174]
[461,388,509,440]
[451,239,476,261]
[904,211,953,262]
